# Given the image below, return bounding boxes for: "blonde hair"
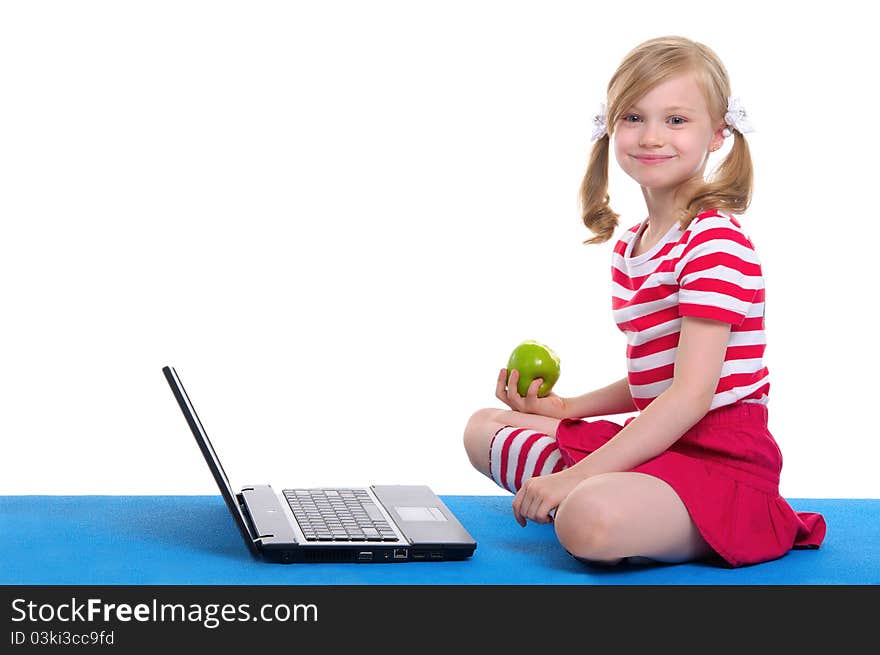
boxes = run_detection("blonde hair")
[579,36,753,245]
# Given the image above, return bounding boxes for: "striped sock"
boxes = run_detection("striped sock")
[488,426,566,493]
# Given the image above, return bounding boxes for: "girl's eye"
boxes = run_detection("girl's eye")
[620,114,687,125]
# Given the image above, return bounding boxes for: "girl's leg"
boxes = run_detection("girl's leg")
[464,411,713,565]
[554,472,715,565]
[463,407,562,478]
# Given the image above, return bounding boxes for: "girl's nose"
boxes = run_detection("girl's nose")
[639,122,665,147]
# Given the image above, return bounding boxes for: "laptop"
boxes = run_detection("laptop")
[162,366,477,563]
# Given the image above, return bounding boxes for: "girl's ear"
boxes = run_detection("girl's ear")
[709,122,726,152]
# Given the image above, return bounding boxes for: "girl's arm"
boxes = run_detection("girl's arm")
[497,371,637,420]
[512,316,733,525]
[570,316,731,478]
[561,376,638,418]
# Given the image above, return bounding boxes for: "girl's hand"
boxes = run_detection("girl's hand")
[496,368,568,419]
[512,468,581,527]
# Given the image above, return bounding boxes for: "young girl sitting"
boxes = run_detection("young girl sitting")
[463,35,826,568]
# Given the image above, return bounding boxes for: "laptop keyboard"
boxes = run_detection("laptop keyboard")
[283,488,399,542]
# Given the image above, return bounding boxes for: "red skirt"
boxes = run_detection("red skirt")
[554,401,826,567]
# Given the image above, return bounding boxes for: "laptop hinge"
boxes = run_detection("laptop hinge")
[240,485,298,545]
[238,489,271,541]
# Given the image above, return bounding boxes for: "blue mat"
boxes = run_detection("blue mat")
[1,495,877,585]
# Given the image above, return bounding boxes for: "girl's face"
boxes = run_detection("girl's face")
[612,72,725,194]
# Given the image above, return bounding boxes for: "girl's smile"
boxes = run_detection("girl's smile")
[632,154,676,165]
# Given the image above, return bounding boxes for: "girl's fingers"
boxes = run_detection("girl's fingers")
[534,501,553,524]
[495,369,508,403]
[515,376,543,413]
[506,370,522,407]
[513,489,526,527]
[526,377,543,403]
[523,493,539,523]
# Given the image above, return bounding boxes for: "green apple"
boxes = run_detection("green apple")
[506,340,561,397]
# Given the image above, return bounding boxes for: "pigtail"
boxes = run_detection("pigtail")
[579,134,619,245]
[679,130,753,228]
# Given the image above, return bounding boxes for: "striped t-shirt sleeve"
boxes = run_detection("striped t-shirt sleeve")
[674,217,762,326]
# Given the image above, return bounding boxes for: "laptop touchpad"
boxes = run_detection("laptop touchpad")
[396,506,448,522]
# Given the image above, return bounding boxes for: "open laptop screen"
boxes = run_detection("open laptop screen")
[162,366,258,555]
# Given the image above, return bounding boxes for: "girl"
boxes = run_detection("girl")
[463,36,826,567]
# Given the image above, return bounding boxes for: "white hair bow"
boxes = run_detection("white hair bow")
[590,102,608,142]
[723,97,755,138]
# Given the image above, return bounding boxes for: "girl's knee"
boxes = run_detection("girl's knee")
[465,407,504,431]
[554,479,619,562]
[463,408,504,472]
[463,408,503,445]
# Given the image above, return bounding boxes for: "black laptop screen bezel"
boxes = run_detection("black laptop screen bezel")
[162,366,259,555]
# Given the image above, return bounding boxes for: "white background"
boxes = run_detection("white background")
[1,1,876,498]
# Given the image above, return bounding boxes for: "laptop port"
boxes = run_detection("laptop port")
[412,551,426,560]
[393,548,408,560]
[357,551,373,562]
[430,551,443,560]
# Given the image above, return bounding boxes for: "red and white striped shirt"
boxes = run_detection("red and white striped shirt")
[611,209,770,411]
